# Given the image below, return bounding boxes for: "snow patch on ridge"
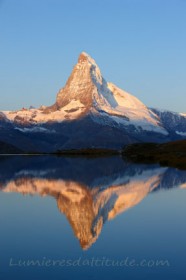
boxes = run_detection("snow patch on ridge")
[3,100,86,124]
[176,131,186,136]
[15,127,56,133]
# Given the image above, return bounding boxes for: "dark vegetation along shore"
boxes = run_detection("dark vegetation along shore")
[54,148,120,157]
[1,137,186,170]
[122,140,186,170]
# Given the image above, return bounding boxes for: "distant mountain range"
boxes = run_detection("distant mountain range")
[0,52,186,153]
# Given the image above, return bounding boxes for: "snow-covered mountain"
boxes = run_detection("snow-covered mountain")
[3,52,166,132]
[151,108,186,137]
[0,52,186,152]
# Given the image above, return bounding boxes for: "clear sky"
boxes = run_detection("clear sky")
[0,0,185,112]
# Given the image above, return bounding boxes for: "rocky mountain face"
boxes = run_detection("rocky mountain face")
[0,52,186,152]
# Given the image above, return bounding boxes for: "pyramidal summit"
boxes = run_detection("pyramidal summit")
[0,52,186,153]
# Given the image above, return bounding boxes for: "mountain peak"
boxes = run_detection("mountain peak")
[78,52,95,65]
[52,51,103,113]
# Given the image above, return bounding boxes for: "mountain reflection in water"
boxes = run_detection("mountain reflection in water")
[0,155,186,250]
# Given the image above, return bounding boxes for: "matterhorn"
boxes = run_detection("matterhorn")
[0,52,186,153]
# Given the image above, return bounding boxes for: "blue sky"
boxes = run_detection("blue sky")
[0,0,185,112]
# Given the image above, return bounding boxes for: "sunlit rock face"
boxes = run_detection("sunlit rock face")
[55,52,96,111]
[1,156,185,249]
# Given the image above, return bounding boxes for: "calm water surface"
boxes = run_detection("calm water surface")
[0,156,186,280]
